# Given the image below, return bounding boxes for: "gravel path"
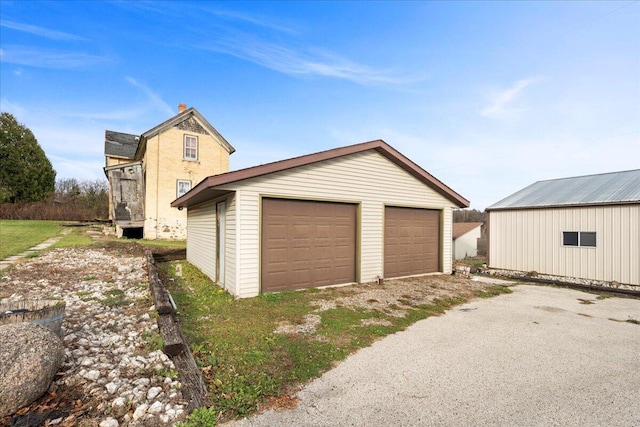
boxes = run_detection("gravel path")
[226,285,640,427]
[0,245,188,426]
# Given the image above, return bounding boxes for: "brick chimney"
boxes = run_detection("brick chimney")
[178,103,187,113]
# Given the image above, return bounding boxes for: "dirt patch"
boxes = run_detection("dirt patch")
[274,275,512,335]
[313,275,501,314]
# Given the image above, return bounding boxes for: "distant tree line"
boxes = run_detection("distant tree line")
[0,178,109,220]
[453,208,485,223]
[0,112,109,220]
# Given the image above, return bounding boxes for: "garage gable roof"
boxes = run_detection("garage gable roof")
[487,169,640,210]
[172,139,470,208]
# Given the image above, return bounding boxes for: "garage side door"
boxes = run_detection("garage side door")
[262,198,357,293]
[385,206,440,278]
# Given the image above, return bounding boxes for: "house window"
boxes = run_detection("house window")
[184,135,198,160]
[177,180,191,198]
[563,231,596,247]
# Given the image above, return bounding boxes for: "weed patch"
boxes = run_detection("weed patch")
[474,285,512,298]
[98,289,129,307]
[141,330,165,352]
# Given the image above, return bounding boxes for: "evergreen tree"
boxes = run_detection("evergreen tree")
[0,112,56,203]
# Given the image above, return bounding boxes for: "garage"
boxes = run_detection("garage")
[385,206,440,278]
[174,140,468,298]
[261,198,357,293]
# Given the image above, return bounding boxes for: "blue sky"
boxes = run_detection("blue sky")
[1,1,638,210]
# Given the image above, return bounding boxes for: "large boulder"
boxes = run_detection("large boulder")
[0,322,64,417]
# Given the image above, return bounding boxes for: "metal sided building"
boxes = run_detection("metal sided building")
[486,169,640,288]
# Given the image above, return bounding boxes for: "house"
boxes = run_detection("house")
[171,139,469,298]
[452,222,483,259]
[104,104,235,239]
[486,169,640,289]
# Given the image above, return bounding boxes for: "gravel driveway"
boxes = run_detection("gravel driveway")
[227,284,640,427]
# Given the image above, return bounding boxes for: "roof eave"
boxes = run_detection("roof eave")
[172,139,470,209]
[487,200,640,211]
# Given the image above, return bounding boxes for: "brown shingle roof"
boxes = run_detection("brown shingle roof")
[172,139,470,208]
[452,222,483,239]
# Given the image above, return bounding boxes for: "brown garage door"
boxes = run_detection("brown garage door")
[261,198,357,293]
[385,206,440,278]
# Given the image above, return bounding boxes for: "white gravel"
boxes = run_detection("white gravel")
[1,247,188,426]
[226,285,640,427]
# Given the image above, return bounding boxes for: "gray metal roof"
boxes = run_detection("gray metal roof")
[104,130,139,159]
[487,169,640,210]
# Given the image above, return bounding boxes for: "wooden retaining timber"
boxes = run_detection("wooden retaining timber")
[146,251,209,411]
[146,252,173,315]
[157,314,184,356]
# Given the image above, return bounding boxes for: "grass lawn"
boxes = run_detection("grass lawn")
[163,262,512,425]
[0,220,63,259]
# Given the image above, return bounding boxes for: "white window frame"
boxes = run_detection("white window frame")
[176,180,192,198]
[184,134,198,160]
[562,231,596,247]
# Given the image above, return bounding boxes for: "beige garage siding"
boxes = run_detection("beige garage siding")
[186,199,217,280]
[214,150,455,298]
[261,199,357,292]
[489,204,640,286]
[186,193,238,294]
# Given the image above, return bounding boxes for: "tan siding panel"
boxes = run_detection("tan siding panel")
[223,194,237,296]
[489,205,640,286]
[186,200,216,280]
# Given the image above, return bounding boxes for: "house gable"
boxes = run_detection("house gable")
[453,222,482,240]
[135,107,235,160]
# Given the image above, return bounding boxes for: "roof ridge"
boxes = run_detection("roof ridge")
[534,168,640,184]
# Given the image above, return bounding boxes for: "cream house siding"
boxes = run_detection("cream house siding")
[454,226,481,259]
[208,150,456,298]
[224,194,238,296]
[143,127,230,240]
[186,200,217,280]
[489,204,640,286]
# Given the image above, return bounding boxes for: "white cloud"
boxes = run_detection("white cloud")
[0,19,87,41]
[200,8,299,35]
[200,36,422,86]
[124,77,175,117]
[479,77,542,118]
[0,46,111,69]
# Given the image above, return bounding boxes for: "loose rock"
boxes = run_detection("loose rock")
[0,323,64,417]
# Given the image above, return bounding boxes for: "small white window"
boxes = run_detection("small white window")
[184,135,198,160]
[177,180,191,198]
[563,231,596,247]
